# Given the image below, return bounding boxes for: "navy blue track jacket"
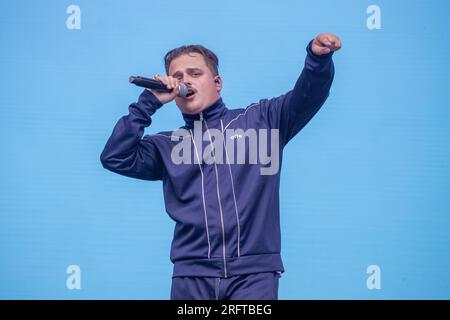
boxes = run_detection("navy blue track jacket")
[100,40,335,278]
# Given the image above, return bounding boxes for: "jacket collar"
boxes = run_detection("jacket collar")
[182,98,226,128]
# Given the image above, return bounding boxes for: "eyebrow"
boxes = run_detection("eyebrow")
[171,68,203,77]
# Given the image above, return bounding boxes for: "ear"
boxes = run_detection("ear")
[214,75,222,92]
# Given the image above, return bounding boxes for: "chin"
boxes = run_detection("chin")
[177,101,203,115]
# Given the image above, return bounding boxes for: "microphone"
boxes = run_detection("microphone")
[129,76,188,98]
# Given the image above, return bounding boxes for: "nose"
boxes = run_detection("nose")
[183,76,192,85]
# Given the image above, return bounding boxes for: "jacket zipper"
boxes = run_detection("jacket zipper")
[189,121,212,259]
[201,111,228,278]
[220,120,241,257]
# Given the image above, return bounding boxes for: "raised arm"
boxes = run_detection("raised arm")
[261,33,341,146]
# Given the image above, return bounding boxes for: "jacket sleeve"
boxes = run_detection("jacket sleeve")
[100,89,165,181]
[260,39,335,146]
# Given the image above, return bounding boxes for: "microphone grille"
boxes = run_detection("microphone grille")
[178,83,188,98]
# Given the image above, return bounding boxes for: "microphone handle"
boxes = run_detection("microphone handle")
[129,76,172,92]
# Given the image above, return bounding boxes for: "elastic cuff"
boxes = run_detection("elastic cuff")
[307,39,334,60]
[138,89,163,109]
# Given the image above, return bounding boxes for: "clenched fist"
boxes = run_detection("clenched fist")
[311,33,342,55]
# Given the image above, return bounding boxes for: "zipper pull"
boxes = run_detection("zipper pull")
[199,112,204,121]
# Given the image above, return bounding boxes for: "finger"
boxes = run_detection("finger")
[328,38,341,52]
[322,34,339,48]
[164,76,171,89]
[159,76,171,88]
[155,74,170,88]
[173,78,180,90]
[313,39,326,52]
[327,35,337,46]
[329,35,341,49]
[172,83,180,96]
[163,77,176,92]
[317,34,332,47]
[169,76,178,89]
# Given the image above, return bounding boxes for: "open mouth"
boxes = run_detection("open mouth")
[185,89,196,98]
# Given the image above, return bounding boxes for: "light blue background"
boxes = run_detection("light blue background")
[1,0,449,299]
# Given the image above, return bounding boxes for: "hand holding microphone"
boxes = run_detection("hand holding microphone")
[129,75,188,105]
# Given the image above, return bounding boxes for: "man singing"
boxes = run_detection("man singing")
[100,33,341,299]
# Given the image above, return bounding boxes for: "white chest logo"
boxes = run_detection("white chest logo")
[230,134,243,140]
